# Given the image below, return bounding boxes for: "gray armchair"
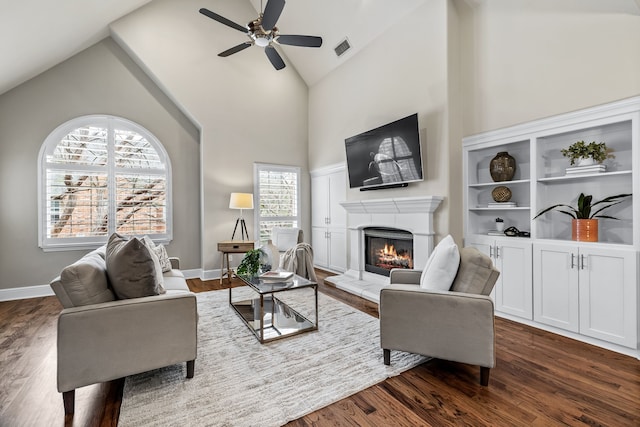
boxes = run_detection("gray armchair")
[379,247,500,386]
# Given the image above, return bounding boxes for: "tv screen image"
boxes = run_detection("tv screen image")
[344,113,423,190]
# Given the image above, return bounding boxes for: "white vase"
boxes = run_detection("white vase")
[260,240,280,271]
[495,222,505,232]
[577,157,596,167]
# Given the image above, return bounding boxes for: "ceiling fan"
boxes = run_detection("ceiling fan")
[199,0,323,70]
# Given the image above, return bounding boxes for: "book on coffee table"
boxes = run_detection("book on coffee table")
[259,271,294,281]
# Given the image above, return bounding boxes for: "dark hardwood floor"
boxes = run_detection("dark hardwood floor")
[1,269,638,426]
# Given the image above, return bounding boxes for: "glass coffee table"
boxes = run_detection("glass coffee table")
[230,273,318,343]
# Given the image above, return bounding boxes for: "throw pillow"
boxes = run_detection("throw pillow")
[419,235,460,291]
[273,228,300,252]
[154,244,172,272]
[106,233,164,299]
[140,236,166,294]
[142,236,172,273]
[51,252,115,308]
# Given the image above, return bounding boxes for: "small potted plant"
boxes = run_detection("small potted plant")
[237,249,262,277]
[495,217,505,232]
[560,140,612,166]
[533,193,631,242]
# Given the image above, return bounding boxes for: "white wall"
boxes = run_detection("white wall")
[111,0,310,274]
[308,0,455,242]
[460,0,640,135]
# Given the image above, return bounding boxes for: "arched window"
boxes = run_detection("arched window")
[38,115,172,250]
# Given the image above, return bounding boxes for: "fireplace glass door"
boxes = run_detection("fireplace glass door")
[364,227,413,277]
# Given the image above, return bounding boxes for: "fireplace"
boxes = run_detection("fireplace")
[364,227,413,277]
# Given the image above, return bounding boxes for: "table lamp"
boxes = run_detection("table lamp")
[229,192,254,241]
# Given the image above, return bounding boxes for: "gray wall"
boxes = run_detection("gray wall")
[0,37,201,290]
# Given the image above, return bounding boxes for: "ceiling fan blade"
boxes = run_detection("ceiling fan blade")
[277,35,323,48]
[265,46,286,70]
[218,42,253,57]
[199,8,247,33]
[261,0,285,31]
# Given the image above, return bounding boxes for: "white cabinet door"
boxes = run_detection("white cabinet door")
[467,236,533,320]
[311,227,328,267]
[496,240,533,320]
[578,247,637,347]
[533,243,579,332]
[311,175,329,228]
[328,229,347,272]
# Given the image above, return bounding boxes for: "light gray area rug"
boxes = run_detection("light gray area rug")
[118,287,426,427]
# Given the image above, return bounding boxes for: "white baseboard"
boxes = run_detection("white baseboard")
[181,268,203,280]
[0,285,55,302]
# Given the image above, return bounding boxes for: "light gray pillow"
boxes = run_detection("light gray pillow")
[450,247,500,295]
[154,244,172,273]
[51,251,115,308]
[142,236,172,273]
[106,233,164,299]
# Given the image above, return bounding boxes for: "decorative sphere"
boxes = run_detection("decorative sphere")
[492,186,512,202]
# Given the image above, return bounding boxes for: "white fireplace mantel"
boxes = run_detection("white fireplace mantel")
[339,196,444,282]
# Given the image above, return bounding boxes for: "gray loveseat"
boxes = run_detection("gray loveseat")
[49,243,198,415]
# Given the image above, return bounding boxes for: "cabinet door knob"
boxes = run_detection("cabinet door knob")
[489,246,493,258]
[570,253,576,269]
[496,246,500,259]
[580,254,587,270]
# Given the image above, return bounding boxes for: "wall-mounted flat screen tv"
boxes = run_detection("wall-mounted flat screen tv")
[344,113,423,190]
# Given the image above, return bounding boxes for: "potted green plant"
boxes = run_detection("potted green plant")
[533,193,631,242]
[236,249,262,277]
[560,140,611,166]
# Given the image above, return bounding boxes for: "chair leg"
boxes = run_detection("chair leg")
[480,366,490,386]
[383,349,391,365]
[63,390,75,415]
[186,360,195,378]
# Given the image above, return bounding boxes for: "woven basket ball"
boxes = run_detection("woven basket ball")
[491,186,512,202]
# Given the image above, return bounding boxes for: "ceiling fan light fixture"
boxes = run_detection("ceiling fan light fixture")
[254,36,270,47]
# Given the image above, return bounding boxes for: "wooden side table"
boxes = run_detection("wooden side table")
[217,240,255,284]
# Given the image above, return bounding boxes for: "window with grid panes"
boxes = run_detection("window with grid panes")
[38,115,171,250]
[253,163,301,245]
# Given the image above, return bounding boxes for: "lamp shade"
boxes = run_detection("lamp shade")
[229,192,254,210]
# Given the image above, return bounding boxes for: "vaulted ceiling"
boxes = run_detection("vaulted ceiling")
[1,0,639,96]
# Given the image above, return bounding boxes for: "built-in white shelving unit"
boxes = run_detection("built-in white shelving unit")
[463,96,639,358]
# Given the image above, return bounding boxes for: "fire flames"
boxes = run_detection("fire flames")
[377,243,413,270]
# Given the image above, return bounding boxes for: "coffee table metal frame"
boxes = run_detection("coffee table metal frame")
[230,274,318,343]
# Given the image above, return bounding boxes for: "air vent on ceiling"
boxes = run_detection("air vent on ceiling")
[334,38,352,57]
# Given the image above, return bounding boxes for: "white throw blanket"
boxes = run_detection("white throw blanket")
[281,243,318,282]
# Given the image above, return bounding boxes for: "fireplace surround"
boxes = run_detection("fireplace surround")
[339,196,444,286]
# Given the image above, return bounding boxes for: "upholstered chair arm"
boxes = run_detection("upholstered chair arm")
[389,269,422,285]
[56,293,197,394]
[379,285,495,368]
[169,257,180,269]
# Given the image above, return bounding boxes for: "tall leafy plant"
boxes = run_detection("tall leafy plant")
[533,193,631,220]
